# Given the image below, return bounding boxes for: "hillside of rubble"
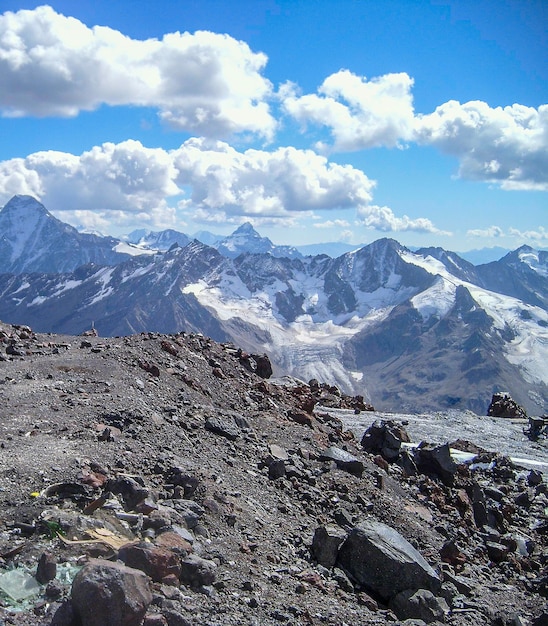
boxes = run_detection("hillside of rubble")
[0,321,546,626]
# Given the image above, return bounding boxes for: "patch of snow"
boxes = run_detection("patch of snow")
[335,408,548,470]
[28,296,46,306]
[12,281,30,294]
[120,263,156,283]
[86,268,115,306]
[411,276,456,320]
[52,280,83,298]
[114,241,156,256]
[518,250,548,277]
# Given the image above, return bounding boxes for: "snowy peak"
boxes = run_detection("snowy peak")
[125,228,191,251]
[233,222,260,237]
[506,245,548,278]
[215,223,302,259]
[2,194,51,218]
[0,195,130,274]
[415,246,478,282]
[475,244,548,308]
[1,194,64,242]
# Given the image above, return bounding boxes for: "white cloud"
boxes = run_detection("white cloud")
[357,205,450,235]
[172,138,376,218]
[281,70,415,151]
[0,140,180,229]
[508,226,548,243]
[466,225,548,246]
[414,101,548,190]
[467,226,505,238]
[0,5,275,138]
[313,219,351,229]
[0,137,446,234]
[281,69,547,190]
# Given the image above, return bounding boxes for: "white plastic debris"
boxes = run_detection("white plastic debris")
[0,568,40,601]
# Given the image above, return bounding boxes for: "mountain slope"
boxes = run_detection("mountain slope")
[0,195,133,273]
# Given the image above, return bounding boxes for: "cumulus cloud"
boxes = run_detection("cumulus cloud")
[281,70,415,151]
[281,69,547,190]
[172,138,376,220]
[0,5,274,138]
[357,205,450,235]
[0,138,444,234]
[414,101,548,191]
[0,140,180,229]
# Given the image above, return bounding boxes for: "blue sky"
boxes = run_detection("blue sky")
[0,0,546,251]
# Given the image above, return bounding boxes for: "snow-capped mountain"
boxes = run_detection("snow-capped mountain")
[0,195,135,273]
[0,233,546,415]
[124,222,301,259]
[476,246,548,309]
[214,222,302,259]
[125,228,192,251]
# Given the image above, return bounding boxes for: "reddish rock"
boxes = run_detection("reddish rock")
[118,542,182,583]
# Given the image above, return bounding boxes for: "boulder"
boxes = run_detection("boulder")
[361,419,410,462]
[179,554,217,588]
[389,588,449,623]
[71,559,153,626]
[487,392,527,419]
[312,525,347,568]
[336,520,441,602]
[319,446,364,476]
[414,442,457,486]
[253,353,273,379]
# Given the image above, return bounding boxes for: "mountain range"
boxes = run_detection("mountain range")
[0,195,547,415]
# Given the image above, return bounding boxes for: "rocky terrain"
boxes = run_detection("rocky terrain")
[0,321,546,625]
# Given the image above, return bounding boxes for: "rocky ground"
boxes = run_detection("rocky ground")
[0,321,546,626]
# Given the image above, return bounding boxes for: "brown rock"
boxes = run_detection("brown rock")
[71,559,153,626]
[118,542,182,583]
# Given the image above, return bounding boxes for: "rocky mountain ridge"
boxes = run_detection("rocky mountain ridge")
[0,321,546,625]
[0,195,547,415]
[0,241,546,415]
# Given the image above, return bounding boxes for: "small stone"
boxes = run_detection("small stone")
[36,551,57,584]
[268,459,286,480]
[389,588,449,623]
[204,415,240,440]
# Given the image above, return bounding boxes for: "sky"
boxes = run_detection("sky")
[0,0,546,252]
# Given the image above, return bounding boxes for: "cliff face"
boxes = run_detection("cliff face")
[0,321,546,625]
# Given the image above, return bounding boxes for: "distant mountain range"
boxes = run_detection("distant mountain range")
[1,195,547,415]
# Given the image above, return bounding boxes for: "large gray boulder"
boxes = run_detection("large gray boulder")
[337,520,441,602]
[389,588,449,623]
[71,559,153,626]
